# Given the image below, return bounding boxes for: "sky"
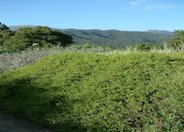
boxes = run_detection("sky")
[0,0,184,31]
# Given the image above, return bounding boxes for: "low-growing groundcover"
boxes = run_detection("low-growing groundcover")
[0,52,184,131]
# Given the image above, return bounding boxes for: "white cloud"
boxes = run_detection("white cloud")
[128,0,150,7]
[128,0,175,10]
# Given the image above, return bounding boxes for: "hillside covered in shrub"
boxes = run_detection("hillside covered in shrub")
[0,52,184,131]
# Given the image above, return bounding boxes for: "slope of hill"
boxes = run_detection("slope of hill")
[0,52,184,131]
[10,26,173,47]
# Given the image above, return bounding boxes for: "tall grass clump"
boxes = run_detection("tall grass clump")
[0,48,60,73]
[151,43,175,53]
[1,52,184,131]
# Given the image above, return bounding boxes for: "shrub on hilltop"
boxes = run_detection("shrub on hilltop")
[3,26,73,51]
[0,22,73,52]
[0,22,14,47]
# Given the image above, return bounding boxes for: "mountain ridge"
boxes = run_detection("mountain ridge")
[10,25,174,47]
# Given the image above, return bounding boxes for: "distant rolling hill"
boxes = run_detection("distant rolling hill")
[61,29,173,47]
[10,26,173,47]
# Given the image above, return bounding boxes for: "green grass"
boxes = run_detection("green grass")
[1,52,184,131]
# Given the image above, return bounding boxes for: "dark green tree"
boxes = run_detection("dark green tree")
[3,35,30,51]
[168,30,184,49]
[0,22,9,30]
[3,26,73,51]
[0,23,14,46]
[51,30,73,46]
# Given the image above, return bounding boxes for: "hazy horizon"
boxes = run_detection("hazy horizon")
[9,24,176,32]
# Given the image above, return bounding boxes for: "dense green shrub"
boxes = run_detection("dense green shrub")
[2,26,73,52]
[0,23,14,47]
[1,52,184,131]
[168,30,184,49]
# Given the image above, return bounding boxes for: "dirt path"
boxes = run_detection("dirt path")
[0,111,49,132]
